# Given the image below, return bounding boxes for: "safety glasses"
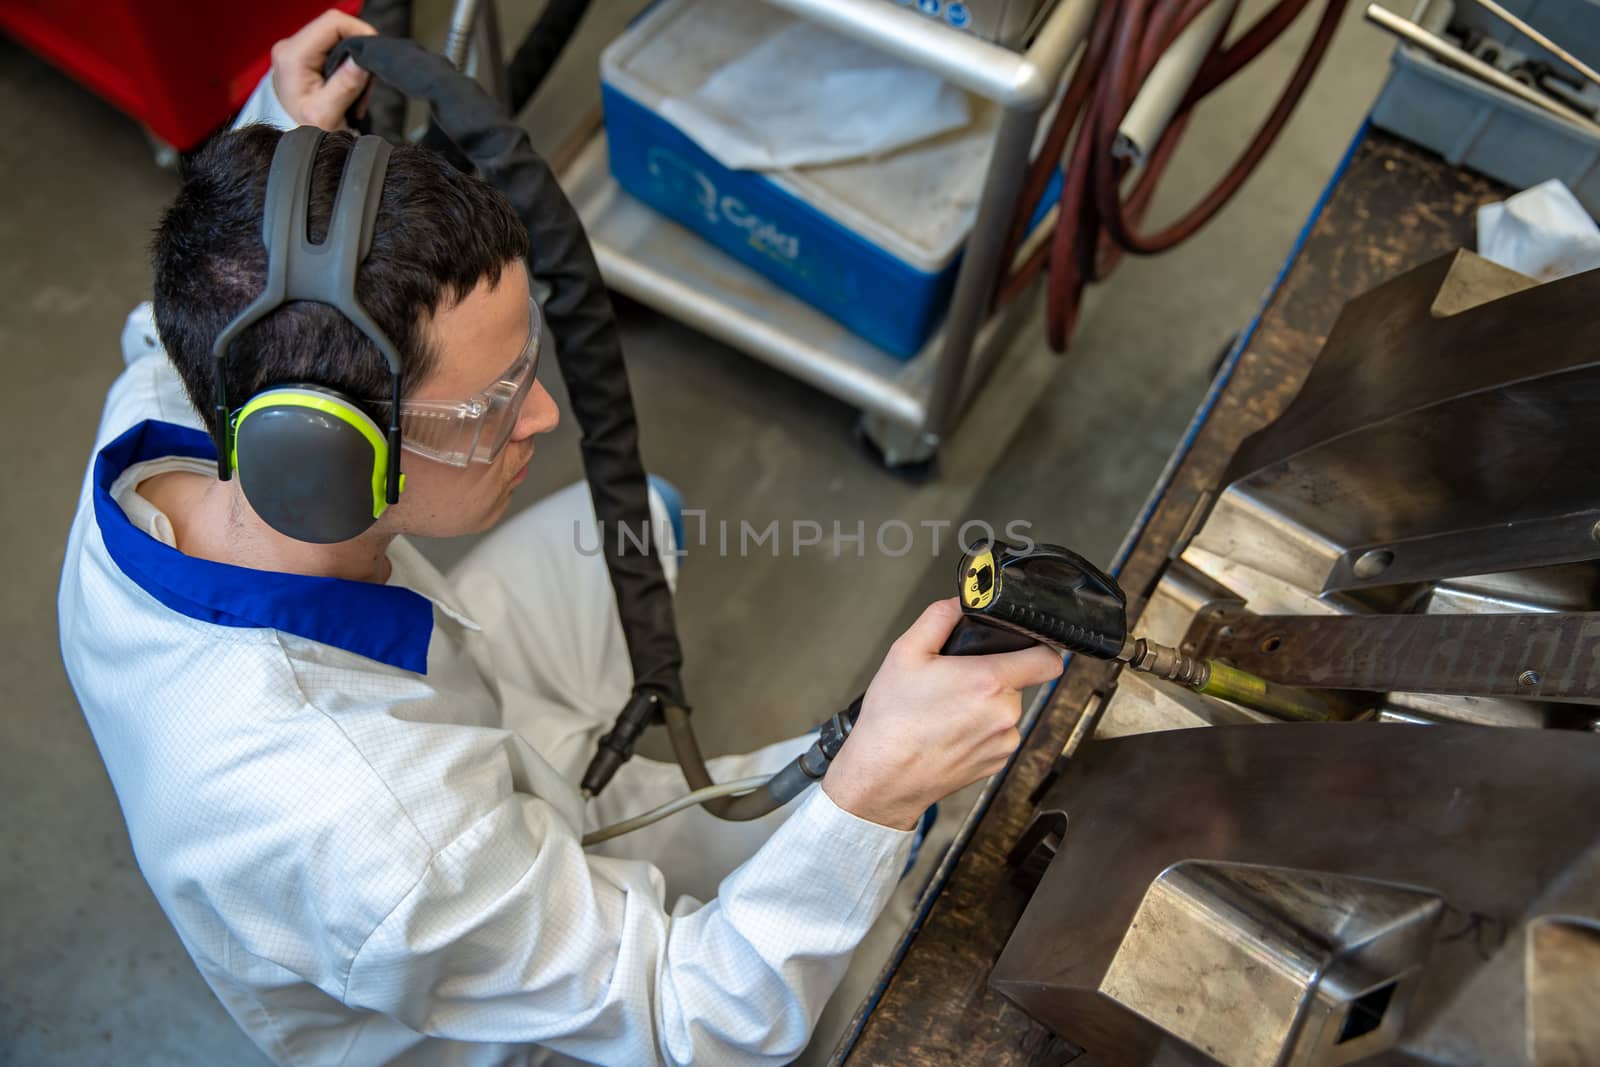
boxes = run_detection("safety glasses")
[384,296,545,468]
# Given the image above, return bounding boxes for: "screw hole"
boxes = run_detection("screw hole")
[1352,549,1395,580]
[1260,635,1283,654]
[1338,980,1398,1044]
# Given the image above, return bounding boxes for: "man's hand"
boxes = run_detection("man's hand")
[270,10,378,131]
[823,599,1064,830]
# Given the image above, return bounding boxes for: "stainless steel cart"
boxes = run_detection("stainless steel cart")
[448,0,1092,464]
[564,0,1092,465]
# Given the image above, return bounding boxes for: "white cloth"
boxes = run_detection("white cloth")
[59,72,912,1061]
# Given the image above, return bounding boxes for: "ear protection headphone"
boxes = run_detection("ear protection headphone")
[211,126,406,545]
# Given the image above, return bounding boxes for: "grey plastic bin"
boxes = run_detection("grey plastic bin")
[1370,0,1600,216]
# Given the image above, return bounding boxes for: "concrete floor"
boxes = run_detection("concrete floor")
[1,3,1398,1064]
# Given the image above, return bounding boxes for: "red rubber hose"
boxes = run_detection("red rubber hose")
[995,0,1349,351]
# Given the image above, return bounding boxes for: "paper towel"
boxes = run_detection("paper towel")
[1478,178,1600,282]
[657,21,970,172]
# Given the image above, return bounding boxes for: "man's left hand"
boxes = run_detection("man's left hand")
[270,9,378,131]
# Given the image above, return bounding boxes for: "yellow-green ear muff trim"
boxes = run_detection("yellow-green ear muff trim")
[234,389,398,520]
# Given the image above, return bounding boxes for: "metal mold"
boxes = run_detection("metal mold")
[1202,252,1600,584]
[1001,251,1600,1064]
[1101,862,1442,1067]
[1527,916,1600,1067]
[992,725,1600,1065]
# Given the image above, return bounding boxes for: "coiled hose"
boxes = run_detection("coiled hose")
[997,0,1348,350]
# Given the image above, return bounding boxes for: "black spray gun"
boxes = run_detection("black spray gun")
[586,540,1334,843]
[944,539,1338,721]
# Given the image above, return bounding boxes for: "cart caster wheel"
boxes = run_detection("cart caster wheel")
[142,127,179,171]
[855,415,939,480]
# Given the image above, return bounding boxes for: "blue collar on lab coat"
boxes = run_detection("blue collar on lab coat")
[93,419,433,673]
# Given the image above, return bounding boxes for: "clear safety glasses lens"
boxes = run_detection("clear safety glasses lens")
[392,297,544,468]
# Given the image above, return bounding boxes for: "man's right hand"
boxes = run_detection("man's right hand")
[822,598,1064,830]
[269,9,377,131]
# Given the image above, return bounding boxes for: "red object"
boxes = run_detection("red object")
[0,0,362,150]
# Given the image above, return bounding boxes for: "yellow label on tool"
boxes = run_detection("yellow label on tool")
[963,547,997,609]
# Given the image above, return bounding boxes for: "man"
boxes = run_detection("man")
[57,10,1062,1065]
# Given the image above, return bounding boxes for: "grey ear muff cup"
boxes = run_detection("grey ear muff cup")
[234,397,389,545]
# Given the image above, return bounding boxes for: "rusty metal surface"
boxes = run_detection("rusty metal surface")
[1183,608,1600,702]
[841,133,1510,1066]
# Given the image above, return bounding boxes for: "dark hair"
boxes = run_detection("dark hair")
[152,125,528,436]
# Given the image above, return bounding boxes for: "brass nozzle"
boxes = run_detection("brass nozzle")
[1117,636,1333,723]
[1117,636,1210,688]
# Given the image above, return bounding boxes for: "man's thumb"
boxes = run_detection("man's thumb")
[323,57,371,109]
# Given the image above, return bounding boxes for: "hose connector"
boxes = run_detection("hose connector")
[580,688,665,797]
[799,706,857,780]
[1118,636,1211,688]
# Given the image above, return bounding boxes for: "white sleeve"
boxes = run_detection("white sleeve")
[344,785,912,1066]
[232,71,297,132]
[97,304,204,450]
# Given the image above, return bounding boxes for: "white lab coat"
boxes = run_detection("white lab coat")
[54,80,913,1066]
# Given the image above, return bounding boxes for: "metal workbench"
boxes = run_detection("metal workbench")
[564,0,1095,465]
[829,127,1511,1065]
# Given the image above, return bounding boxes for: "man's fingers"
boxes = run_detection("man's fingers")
[296,8,377,51]
[315,57,372,116]
[988,644,1065,691]
[896,598,965,656]
[271,10,378,129]
[280,10,376,81]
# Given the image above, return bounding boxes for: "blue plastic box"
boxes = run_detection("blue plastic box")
[599,0,998,360]
[1370,0,1600,218]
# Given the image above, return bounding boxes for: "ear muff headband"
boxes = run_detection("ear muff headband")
[210,126,404,535]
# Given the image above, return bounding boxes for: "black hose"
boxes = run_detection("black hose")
[357,0,410,39]
[663,615,1044,821]
[356,0,412,141]
[356,1,594,193]
[507,0,593,115]
[665,706,819,820]
[327,38,689,789]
